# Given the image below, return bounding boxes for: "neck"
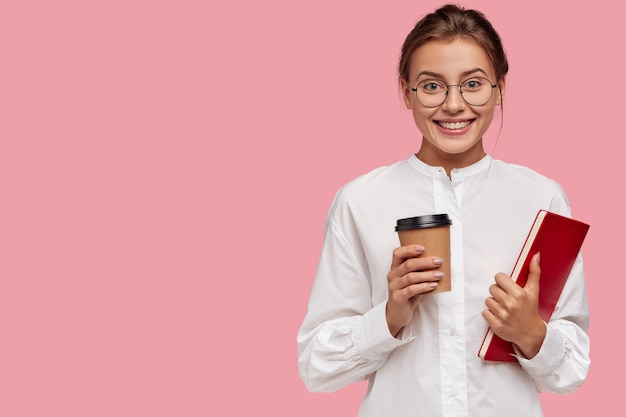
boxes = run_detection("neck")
[416,141,486,177]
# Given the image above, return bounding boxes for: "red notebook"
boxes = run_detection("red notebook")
[478,210,590,362]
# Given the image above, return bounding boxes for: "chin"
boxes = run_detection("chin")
[436,139,481,155]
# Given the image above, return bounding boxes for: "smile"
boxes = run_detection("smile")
[436,120,473,130]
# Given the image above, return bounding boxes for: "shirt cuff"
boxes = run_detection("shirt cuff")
[515,323,564,373]
[353,301,414,361]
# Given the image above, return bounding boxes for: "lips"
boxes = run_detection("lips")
[436,120,473,130]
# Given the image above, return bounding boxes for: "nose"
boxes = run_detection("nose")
[441,85,465,112]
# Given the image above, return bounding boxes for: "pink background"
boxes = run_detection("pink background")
[0,0,621,415]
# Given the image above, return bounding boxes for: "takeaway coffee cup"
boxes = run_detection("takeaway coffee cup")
[395,214,452,293]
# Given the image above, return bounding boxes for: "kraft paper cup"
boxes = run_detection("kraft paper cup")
[395,214,452,293]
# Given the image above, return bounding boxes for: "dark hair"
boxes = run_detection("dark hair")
[398,4,509,85]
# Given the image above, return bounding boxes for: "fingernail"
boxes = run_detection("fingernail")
[433,258,444,265]
[414,245,425,251]
[429,283,439,289]
[434,272,444,279]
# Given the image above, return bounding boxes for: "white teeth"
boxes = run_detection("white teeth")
[439,121,471,129]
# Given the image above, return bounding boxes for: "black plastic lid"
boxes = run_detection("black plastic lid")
[395,214,452,231]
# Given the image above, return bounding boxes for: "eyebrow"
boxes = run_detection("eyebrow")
[415,68,490,81]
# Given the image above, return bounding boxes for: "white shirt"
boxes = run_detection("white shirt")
[297,155,590,417]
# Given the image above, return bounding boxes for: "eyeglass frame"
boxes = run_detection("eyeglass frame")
[410,76,498,108]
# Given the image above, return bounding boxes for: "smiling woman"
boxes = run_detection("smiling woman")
[297,3,590,417]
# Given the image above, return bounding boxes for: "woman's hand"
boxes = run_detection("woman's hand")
[386,245,444,337]
[482,253,546,359]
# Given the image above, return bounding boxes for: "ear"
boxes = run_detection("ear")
[401,78,414,109]
[495,77,505,105]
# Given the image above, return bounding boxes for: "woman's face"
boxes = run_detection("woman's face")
[402,38,504,168]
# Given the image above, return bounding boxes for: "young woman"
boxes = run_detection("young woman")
[297,4,590,416]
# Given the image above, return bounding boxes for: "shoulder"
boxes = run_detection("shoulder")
[491,159,564,190]
[336,159,413,197]
[327,158,413,215]
[489,158,571,213]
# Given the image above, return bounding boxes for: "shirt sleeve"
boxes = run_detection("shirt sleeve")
[516,327,590,394]
[297,209,413,392]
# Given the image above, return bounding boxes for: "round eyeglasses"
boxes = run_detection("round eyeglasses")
[410,77,497,108]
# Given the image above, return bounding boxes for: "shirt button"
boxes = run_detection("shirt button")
[450,388,458,397]
[449,328,456,336]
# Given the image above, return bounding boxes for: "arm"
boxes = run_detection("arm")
[516,255,590,393]
[297,218,410,392]
[297,216,443,392]
[483,253,590,393]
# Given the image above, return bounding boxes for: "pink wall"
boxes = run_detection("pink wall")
[0,0,619,415]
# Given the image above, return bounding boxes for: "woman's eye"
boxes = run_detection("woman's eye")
[422,82,444,92]
[463,79,482,89]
